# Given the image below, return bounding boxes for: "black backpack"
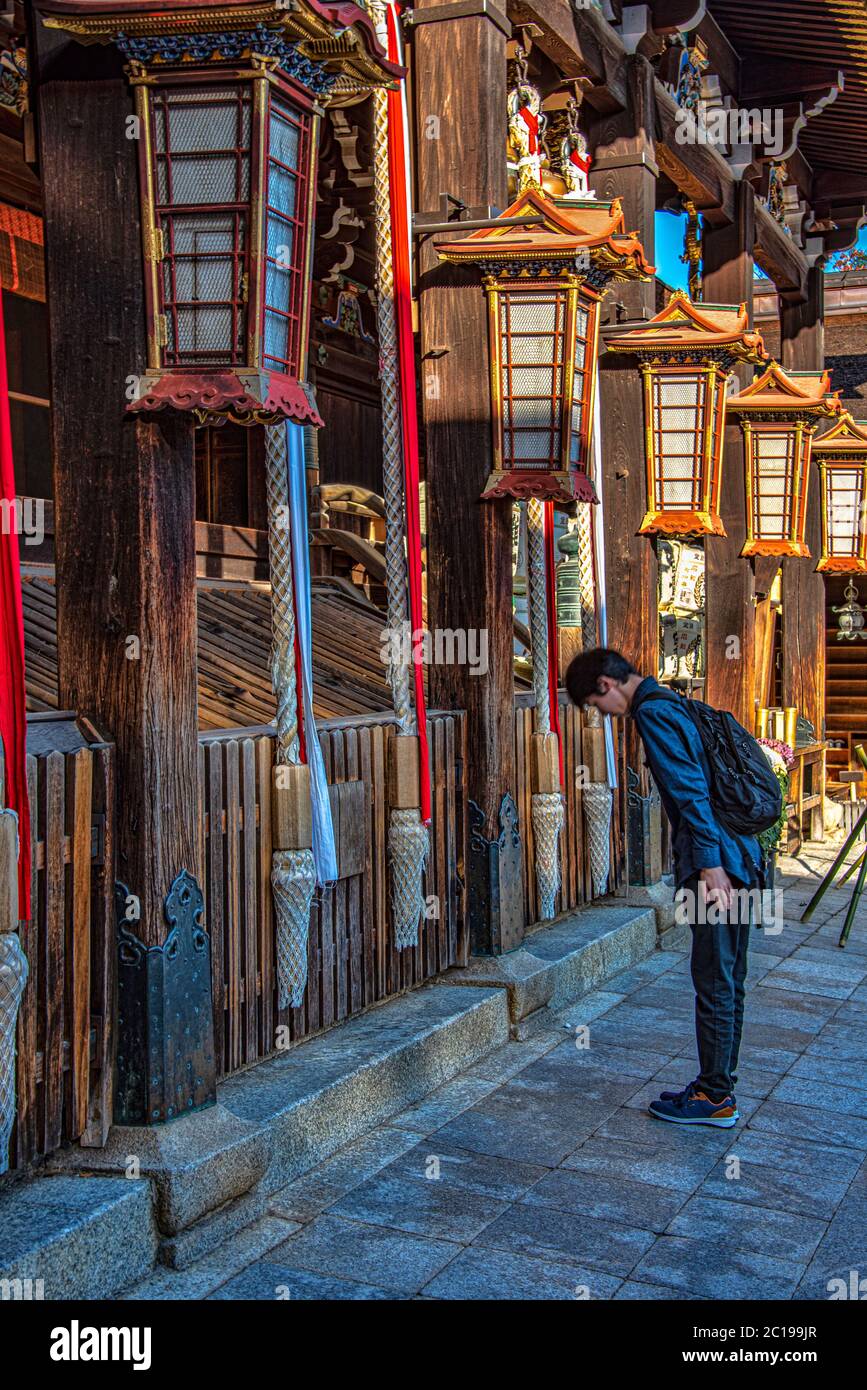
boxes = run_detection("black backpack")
[639,689,783,838]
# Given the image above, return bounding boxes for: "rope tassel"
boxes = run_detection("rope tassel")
[272,848,317,1009]
[531,791,565,921]
[0,930,27,1174]
[388,807,429,950]
[582,781,613,898]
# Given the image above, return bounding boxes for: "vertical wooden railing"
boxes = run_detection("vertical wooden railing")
[199,710,467,1078]
[515,692,623,926]
[3,734,115,1172]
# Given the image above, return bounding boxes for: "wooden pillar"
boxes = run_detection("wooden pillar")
[413,0,523,953]
[591,58,660,886]
[35,37,214,1123]
[701,182,756,729]
[780,269,826,740]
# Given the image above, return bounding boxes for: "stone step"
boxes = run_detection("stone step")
[0,1174,157,1301]
[118,1214,300,1300]
[217,982,508,1195]
[444,905,657,1036]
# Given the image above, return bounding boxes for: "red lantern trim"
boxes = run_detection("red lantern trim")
[481,469,597,505]
[816,556,867,574]
[638,509,727,538]
[740,538,811,559]
[126,370,323,427]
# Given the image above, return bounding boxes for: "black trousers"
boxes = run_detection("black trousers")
[680,873,753,1101]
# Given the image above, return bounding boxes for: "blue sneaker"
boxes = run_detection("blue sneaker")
[649,1084,739,1128]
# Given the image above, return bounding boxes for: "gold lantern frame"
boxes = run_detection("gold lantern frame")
[607,292,765,537]
[39,0,401,426]
[813,412,867,573]
[436,187,652,504]
[725,362,839,558]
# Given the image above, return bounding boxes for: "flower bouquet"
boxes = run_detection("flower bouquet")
[757,738,794,871]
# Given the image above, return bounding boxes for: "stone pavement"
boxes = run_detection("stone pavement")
[132,839,867,1301]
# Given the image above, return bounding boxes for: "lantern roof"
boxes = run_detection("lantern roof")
[36,1,403,90]
[812,411,867,453]
[435,187,653,283]
[607,290,765,361]
[726,362,840,418]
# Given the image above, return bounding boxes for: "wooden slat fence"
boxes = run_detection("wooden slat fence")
[515,693,624,925]
[3,739,115,1171]
[200,710,467,1076]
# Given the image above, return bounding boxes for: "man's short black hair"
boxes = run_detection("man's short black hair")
[565,648,639,707]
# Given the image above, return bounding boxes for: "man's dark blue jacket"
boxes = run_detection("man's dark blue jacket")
[630,676,762,889]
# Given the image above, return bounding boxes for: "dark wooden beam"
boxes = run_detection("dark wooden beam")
[655,84,736,225]
[753,201,808,302]
[780,268,826,742]
[593,56,660,888]
[507,0,627,112]
[36,49,213,1121]
[701,181,756,729]
[740,57,843,106]
[415,0,523,952]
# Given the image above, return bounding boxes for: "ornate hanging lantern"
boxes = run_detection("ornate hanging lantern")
[436,187,652,504]
[725,362,839,558]
[39,1,400,425]
[813,413,867,573]
[607,292,765,537]
[833,581,867,641]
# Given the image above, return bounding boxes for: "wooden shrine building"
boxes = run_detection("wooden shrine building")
[0,0,865,1177]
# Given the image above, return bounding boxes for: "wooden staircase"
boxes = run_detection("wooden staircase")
[825,574,867,793]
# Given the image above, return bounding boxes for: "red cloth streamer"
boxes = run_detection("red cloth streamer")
[569,149,592,176]
[0,290,30,918]
[518,107,540,154]
[385,4,431,824]
[543,502,564,788]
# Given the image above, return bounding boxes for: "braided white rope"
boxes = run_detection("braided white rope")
[526,499,551,735]
[265,423,301,766]
[0,932,27,1174]
[265,422,316,1005]
[532,791,564,920]
[575,504,597,650]
[367,0,427,950]
[369,1,413,734]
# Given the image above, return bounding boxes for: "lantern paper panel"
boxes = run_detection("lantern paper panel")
[437,187,652,504]
[726,363,838,559]
[808,412,867,573]
[608,293,765,538]
[38,0,402,426]
[644,366,725,532]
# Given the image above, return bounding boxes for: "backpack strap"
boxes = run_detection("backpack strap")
[631,686,683,717]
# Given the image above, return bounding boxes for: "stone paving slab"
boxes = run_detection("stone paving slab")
[697,1153,854,1221]
[472,1202,656,1279]
[208,1260,396,1300]
[116,842,867,1301]
[629,1236,804,1300]
[420,1245,622,1300]
[329,1169,509,1243]
[265,1215,460,1295]
[666,1194,827,1264]
[519,1166,687,1232]
[560,1133,721,1194]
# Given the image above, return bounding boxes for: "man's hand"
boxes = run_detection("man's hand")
[699,866,733,913]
